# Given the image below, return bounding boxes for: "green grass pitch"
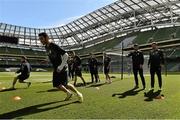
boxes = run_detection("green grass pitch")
[0,72,180,119]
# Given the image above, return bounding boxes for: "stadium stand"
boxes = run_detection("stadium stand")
[0,0,180,72]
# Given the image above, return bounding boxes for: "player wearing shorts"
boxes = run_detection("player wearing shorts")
[10,56,31,89]
[71,51,86,86]
[39,32,83,102]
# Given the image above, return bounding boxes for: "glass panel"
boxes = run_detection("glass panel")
[147,0,157,6]
[125,0,133,6]
[19,38,24,44]
[131,4,140,10]
[0,24,6,29]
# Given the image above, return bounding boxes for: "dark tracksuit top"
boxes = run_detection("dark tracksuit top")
[128,50,144,69]
[73,55,81,69]
[148,49,164,68]
[88,57,98,74]
[88,57,99,83]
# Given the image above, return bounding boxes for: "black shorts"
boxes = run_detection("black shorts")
[17,74,30,82]
[53,70,68,87]
[75,67,82,77]
[104,67,110,74]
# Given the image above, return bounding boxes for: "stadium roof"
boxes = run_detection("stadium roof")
[0,0,180,50]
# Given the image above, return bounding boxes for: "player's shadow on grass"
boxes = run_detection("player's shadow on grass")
[0,88,25,92]
[86,82,106,88]
[36,89,59,93]
[0,88,16,92]
[74,82,92,87]
[41,81,52,83]
[112,87,144,98]
[0,100,80,119]
[144,90,162,102]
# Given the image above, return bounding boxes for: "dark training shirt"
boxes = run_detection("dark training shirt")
[17,62,31,75]
[73,55,81,68]
[104,57,111,67]
[88,57,98,71]
[45,43,66,68]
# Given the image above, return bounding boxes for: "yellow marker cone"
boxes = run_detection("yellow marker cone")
[13,96,21,101]
[95,87,100,90]
[1,87,6,90]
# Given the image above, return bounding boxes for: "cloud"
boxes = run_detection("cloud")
[104,0,118,3]
[37,0,118,28]
[38,15,82,28]
[54,15,83,27]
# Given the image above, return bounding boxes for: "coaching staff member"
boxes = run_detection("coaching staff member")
[128,44,146,89]
[148,42,164,91]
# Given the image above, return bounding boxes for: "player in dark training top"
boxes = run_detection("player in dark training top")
[39,32,83,103]
[71,51,86,86]
[88,53,99,83]
[67,55,74,81]
[103,53,111,84]
[10,56,31,89]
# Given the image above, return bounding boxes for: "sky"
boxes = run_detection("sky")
[0,0,116,28]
